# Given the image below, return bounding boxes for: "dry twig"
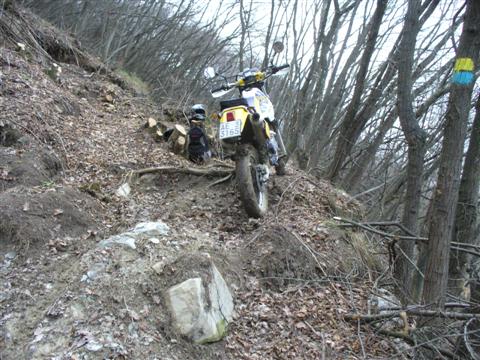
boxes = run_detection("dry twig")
[375,328,457,359]
[464,318,480,360]
[334,217,480,256]
[345,310,480,322]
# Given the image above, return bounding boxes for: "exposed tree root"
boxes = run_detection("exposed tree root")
[132,165,234,178]
[207,173,233,187]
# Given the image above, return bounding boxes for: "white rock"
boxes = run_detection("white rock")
[149,237,160,244]
[165,262,233,344]
[115,183,131,198]
[69,302,86,320]
[83,262,106,281]
[209,264,234,323]
[167,278,202,334]
[5,252,16,260]
[97,221,168,251]
[86,340,103,352]
[132,221,169,237]
[368,288,400,314]
[98,235,136,250]
[368,289,404,331]
[152,260,167,275]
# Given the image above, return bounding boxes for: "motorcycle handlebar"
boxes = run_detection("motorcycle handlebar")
[272,64,290,73]
[211,64,288,93]
[211,84,231,93]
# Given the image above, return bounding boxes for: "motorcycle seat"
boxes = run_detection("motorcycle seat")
[220,98,249,111]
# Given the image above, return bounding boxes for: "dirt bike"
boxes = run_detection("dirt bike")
[204,57,289,218]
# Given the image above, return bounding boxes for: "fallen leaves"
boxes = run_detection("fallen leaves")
[225,279,386,359]
[0,167,15,181]
[48,238,68,252]
[0,38,397,360]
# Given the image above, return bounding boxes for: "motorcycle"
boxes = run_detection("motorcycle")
[204,50,289,218]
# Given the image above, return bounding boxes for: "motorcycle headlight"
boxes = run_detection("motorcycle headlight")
[244,75,257,84]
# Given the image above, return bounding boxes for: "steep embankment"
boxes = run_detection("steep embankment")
[1,5,396,359]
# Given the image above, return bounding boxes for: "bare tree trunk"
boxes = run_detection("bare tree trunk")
[325,0,388,182]
[298,1,361,168]
[261,0,277,70]
[344,62,451,194]
[238,0,247,71]
[343,109,396,192]
[448,94,480,298]
[394,0,426,303]
[299,1,359,162]
[290,0,328,153]
[423,0,480,308]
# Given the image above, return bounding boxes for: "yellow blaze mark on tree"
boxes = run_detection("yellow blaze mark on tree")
[454,58,474,72]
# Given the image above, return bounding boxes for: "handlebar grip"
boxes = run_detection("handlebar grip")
[269,64,289,74]
[212,85,229,93]
[272,64,290,74]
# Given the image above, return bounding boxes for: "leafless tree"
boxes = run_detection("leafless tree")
[423,0,480,308]
[449,94,480,299]
[394,0,426,302]
[325,0,388,182]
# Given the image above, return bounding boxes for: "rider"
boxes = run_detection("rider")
[187,104,211,163]
[189,104,207,125]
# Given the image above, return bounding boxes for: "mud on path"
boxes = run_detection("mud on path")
[1,6,397,359]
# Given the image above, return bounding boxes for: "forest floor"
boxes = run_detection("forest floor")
[0,6,403,360]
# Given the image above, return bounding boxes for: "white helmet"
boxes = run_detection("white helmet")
[191,104,206,120]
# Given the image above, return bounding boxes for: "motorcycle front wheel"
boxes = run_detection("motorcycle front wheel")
[236,144,268,218]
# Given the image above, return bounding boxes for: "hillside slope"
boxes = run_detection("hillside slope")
[1,5,396,359]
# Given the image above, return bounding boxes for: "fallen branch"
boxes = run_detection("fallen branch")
[464,318,480,360]
[451,246,480,258]
[132,165,234,177]
[351,220,417,236]
[345,310,480,323]
[347,184,384,203]
[375,328,456,359]
[334,217,480,256]
[334,216,427,242]
[381,303,472,311]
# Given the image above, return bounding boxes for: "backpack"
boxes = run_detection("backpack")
[187,126,210,163]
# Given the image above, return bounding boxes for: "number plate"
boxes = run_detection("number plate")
[219,120,242,139]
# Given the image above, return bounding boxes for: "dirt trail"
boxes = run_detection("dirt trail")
[1,6,397,359]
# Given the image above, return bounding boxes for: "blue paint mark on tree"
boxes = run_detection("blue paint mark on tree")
[452,71,475,85]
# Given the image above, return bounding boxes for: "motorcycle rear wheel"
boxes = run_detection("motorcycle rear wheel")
[236,144,268,218]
